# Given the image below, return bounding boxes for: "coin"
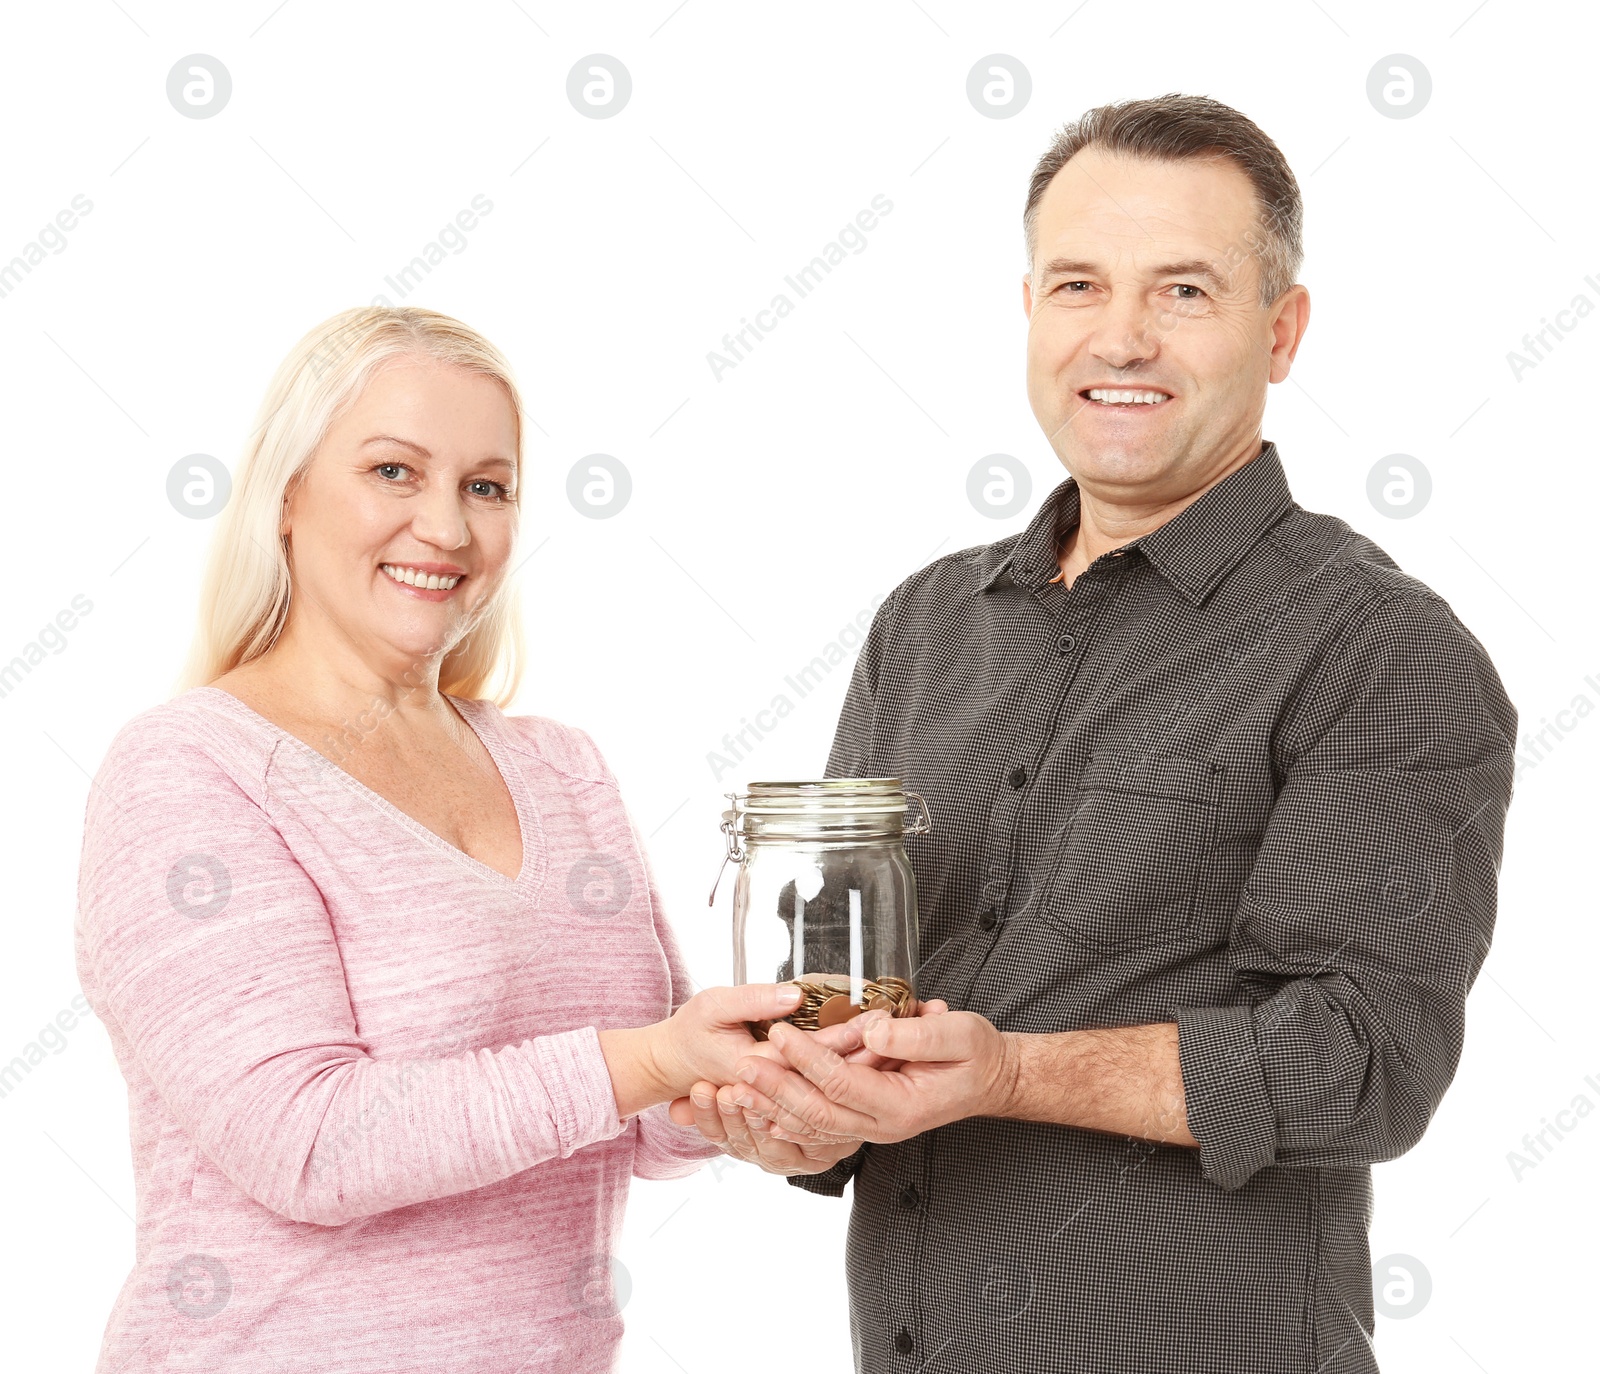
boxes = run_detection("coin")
[817,994,862,1029]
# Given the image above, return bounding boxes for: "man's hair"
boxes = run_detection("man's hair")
[1024,93,1303,307]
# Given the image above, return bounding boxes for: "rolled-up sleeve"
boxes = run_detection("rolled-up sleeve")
[787,1146,867,1197]
[1177,589,1517,1191]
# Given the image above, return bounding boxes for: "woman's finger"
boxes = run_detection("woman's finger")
[695,981,803,1028]
[688,1081,729,1145]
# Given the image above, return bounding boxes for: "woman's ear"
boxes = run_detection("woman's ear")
[279,470,303,538]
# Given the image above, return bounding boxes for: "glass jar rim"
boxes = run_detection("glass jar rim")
[724,779,929,842]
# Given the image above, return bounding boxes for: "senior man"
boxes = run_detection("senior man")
[674,94,1516,1373]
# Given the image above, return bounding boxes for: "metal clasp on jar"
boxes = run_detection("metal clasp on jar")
[706,793,745,907]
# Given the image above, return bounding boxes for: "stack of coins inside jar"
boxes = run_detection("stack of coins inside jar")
[748,973,915,1040]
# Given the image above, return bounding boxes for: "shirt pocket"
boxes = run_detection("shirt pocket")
[1040,750,1221,951]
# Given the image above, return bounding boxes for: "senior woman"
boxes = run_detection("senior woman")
[74,306,857,1374]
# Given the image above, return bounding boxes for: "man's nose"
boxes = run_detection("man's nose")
[1088,289,1161,370]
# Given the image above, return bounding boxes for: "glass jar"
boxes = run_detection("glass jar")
[712,779,932,1039]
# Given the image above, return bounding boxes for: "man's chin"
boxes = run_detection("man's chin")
[1061,444,1177,495]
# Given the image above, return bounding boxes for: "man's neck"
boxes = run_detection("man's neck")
[1055,437,1263,587]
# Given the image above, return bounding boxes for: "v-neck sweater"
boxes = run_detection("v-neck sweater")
[74,685,719,1373]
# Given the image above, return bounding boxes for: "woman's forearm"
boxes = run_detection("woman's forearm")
[597,1023,675,1119]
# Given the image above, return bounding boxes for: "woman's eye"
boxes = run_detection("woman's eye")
[468,480,511,500]
[375,462,409,481]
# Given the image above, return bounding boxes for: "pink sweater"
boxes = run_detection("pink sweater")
[74,685,720,1373]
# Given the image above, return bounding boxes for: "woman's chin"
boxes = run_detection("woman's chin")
[372,619,470,667]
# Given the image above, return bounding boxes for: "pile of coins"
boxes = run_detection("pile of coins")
[749,974,915,1040]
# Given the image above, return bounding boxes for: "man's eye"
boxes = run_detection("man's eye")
[1172,284,1204,299]
[1059,281,1091,293]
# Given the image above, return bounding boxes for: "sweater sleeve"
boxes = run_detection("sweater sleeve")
[75,722,629,1228]
[625,807,723,1181]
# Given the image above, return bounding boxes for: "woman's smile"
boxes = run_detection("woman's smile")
[379,561,467,601]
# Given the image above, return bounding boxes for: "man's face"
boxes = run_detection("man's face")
[1023,146,1306,505]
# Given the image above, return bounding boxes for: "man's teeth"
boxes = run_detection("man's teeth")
[381,564,461,590]
[1086,389,1169,404]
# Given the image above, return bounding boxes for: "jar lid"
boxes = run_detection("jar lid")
[723,778,931,843]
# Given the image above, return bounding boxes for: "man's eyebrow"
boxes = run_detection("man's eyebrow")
[1148,258,1229,290]
[1036,257,1230,290]
[1037,258,1102,280]
[361,435,515,469]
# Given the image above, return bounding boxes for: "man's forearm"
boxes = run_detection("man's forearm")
[989,1022,1199,1148]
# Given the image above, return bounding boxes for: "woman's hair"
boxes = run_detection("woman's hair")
[174,306,526,707]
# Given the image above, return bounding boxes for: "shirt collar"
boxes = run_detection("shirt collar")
[979,440,1294,605]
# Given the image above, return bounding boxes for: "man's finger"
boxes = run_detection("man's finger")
[861,1007,970,1062]
[715,1086,762,1159]
[811,1016,873,1057]
[738,1087,861,1146]
[739,1025,882,1135]
[739,1058,878,1138]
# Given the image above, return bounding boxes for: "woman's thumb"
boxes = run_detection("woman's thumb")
[708,981,804,1023]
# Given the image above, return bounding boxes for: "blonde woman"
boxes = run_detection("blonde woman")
[74,307,857,1374]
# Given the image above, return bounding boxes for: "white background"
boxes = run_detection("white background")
[1,2,1594,1371]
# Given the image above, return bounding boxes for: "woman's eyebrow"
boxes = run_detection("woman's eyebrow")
[362,434,430,456]
[361,436,515,470]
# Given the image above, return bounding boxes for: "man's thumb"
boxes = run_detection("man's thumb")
[861,1010,921,1059]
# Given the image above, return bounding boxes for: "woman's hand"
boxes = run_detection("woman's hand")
[600,983,804,1118]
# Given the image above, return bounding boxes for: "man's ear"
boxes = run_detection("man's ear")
[1267,284,1312,383]
[1021,273,1034,318]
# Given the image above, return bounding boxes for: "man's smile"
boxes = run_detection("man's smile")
[1078,386,1175,411]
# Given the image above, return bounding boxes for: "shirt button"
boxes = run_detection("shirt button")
[1008,765,1028,788]
[1057,633,1077,654]
[978,908,998,931]
[895,1328,914,1355]
[899,1184,920,1209]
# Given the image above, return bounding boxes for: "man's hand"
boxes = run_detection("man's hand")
[667,1074,863,1176]
[731,1005,1019,1145]
[665,997,952,1152]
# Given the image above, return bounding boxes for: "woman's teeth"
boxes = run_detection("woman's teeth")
[1086,389,1169,405]
[381,564,461,590]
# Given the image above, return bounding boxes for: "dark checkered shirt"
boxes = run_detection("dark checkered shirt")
[789,441,1517,1374]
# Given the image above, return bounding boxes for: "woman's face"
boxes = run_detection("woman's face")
[280,355,520,674]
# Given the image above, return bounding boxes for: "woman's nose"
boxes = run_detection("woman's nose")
[411,487,471,550]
